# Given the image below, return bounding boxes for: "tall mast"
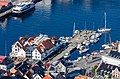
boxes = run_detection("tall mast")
[105,12,106,29]
[109,33,112,44]
[5,40,7,56]
[104,32,106,43]
[73,22,75,34]
[93,22,94,30]
[85,21,86,30]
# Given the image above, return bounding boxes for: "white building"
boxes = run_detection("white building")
[32,48,42,60]
[33,74,42,79]
[11,41,26,57]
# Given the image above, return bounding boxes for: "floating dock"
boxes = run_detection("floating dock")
[48,30,96,64]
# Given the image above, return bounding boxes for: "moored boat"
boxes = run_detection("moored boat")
[79,46,89,54]
[12,1,35,16]
[97,12,111,33]
[98,28,111,33]
[64,52,70,59]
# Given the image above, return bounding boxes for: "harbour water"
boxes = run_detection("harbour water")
[0,0,120,56]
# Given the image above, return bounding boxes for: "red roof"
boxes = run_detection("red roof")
[41,39,54,50]
[43,72,52,79]
[0,5,3,9]
[51,36,56,40]
[36,47,42,53]
[0,1,9,6]
[28,38,34,43]
[45,63,50,67]
[0,56,6,63]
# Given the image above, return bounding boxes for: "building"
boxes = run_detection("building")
[74,75,92,79]
[0,56,14,71]
[10,34,63,61]
[48,60,66,73]
[31,47,42,60]
[14,61,31,76]
[97,51,120,79]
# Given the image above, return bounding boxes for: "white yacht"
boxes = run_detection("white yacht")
[95,33,102,38]
[12,2,35,16]
[82,40,90,46]
[102,43,111,50]
[79,46,89,54]
[64,52,70,59]
[97,12,111,33]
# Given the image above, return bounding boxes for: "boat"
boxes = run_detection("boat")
[94,38,100,43]
[64,52,70,59]
[12,2,35,16]
[0,1,13,19]
[102,33,112,50]
[77,43,82,49]
[72,22,80,37]
[97,12,111,33]
[79,46,89,54]
[77,57,82,61]
[95,33,102,38]
[82,40,90,46]
[102,43,111,49]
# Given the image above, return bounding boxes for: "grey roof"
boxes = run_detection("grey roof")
[97,62,120,73]
[14,61,31,75]
[108,51,120,59]
[0,57,13,65]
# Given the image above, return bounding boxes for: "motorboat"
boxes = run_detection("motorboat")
[77,43,82,49]
[79,46,89,54]
[95,33,102,38]
[12,1,35,16]
[64,52,70,59]
[82,40,90,46]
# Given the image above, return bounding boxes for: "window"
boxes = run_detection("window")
[118,64,120,67]
[111,66,113,69]
[35,50,37,52]
[15,49,17,51]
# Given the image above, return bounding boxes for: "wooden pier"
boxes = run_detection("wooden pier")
[48,30,96,64]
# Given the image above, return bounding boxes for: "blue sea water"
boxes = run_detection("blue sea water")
[0,0,120,56]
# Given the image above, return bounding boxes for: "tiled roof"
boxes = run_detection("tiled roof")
[0,56,6,63]
[23,44,29,51]
[108,51,120,59]
[28,38,34,43]
[36,47,42,53]
[10,68,17,74]
[41,39,54,50]
[51,36,56,40]
[0,76,12,79]
[0,69,5,75]
[0,1,10,6]
[74,75,87,79]
[14,73,26,79]
[16,43,22,48]
[97,62,120,73]
[43,72,52,79]
[15,61,31,75]
[1,57,13,65]
[32,66,45,78]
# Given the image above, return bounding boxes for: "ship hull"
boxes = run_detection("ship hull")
[12,6,35,17]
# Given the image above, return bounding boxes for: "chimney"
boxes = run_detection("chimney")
[118,41,120,53]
